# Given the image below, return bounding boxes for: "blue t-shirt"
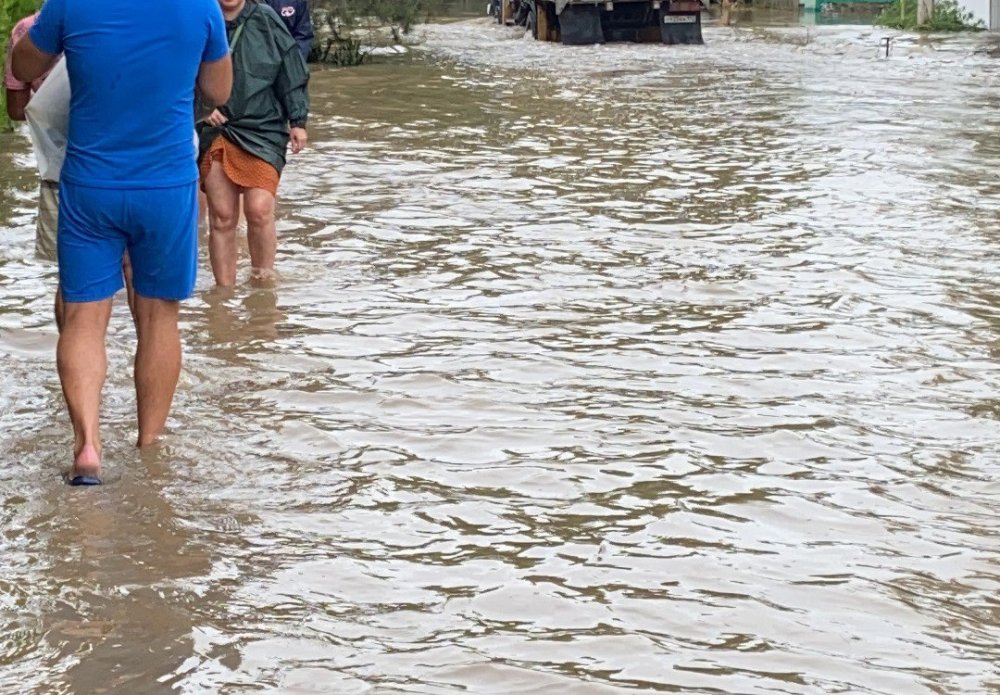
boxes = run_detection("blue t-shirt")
[30,0,229,189]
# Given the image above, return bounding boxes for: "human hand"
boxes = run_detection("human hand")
[205,109,229,127]
[290,127,308,154]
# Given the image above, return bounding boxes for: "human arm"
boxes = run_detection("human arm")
[11,32,57,84]
[289,127,307,154]
[203,108,229,127]
[197,1,234,108]
[5,88,29,121]
[12,2,63,84]
[197,55,233,108]
[276,50,309,153]
[4,24,32,120]
[274,45,309,132]
[288,1,315,62]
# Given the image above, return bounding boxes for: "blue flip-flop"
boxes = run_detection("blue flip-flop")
[67,474,103,486]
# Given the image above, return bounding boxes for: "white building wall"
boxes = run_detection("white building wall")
[959,0,990,27]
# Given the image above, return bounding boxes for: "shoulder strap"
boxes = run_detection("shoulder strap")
[230,21,247,52]
[228,3,259,53]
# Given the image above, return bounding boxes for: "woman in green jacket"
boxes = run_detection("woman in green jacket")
[199,0,310,286]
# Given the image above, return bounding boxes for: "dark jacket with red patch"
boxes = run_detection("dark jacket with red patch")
[262,0,314,60]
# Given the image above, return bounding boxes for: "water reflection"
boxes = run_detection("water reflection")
[1,19,1000,694]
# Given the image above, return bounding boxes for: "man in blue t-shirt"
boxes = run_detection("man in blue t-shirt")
[11,0,234,486]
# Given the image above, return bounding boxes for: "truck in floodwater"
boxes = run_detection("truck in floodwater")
[491,0,706,45]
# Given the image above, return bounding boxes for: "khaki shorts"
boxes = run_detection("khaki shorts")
[36,180,59,263]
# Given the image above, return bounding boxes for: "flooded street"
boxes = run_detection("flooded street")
[2,19,1000,693]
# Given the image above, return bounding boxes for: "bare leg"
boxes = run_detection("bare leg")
[198,190,209,227]
[204,159,242,287]
[58,299,113,478]
[133,295,182,448]
[122,253,137,330]
[244,187,278,283]
[54,286,65,334]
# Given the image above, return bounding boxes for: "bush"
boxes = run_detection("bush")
[309,0,446,64]
[875,0,985,30]
[313,36,368,66]
[312,0,446,37]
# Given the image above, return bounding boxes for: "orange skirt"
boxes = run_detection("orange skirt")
[199,136,280,196]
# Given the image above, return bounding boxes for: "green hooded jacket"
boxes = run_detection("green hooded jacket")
[197,1,310,175]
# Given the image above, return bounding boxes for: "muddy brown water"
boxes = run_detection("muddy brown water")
[1,19,1000,695]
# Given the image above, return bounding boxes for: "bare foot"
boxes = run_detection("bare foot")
[69,443,102,485]
[249,267,278,288]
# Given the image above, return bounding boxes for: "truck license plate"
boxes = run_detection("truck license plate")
[663,14,696,22]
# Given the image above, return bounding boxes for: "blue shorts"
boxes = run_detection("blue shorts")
[58,181,199,303]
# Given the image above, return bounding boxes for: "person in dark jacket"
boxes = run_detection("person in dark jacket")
[199,0,309,287]
[262,0,313,61]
